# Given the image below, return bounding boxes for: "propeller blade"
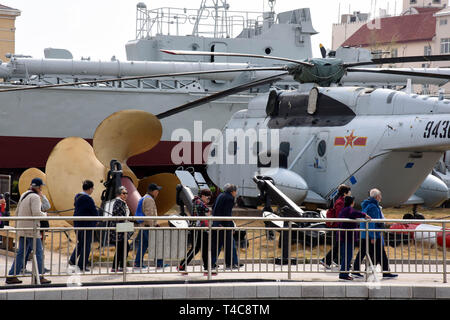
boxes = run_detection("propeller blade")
[346,67,450,80]
[93,110,163,187]
[156,72,289,119]
[161,49,315,67]
[138,173,181,216]
[345,54,450,68]
[0,67,287,92]
[320,44,327,59]
[45,137,107,220]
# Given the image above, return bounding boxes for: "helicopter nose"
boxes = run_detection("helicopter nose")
[260,168,309,204]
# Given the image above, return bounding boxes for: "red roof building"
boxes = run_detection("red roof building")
[342,8,441,47]
[331,1,450,93]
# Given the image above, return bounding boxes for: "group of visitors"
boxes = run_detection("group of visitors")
[177,183,242,275]
[5,176,244,284]
[321,185,398,281]
[5,176,398,284]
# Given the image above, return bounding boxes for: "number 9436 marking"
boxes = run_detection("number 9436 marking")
[424,121,450,138]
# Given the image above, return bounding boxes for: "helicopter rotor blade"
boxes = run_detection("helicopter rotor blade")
[161,49,315,67]
[156,72,289,119]
[346,67,450,80]
[0,67,288,92]
[345,54,450,68]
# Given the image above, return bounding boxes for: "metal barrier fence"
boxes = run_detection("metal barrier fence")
[0,215,448,285]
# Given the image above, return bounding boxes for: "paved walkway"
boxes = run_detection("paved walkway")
[0,244,449,300]
[0,260,449,300]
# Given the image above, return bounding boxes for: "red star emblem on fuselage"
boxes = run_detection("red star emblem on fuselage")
[345,130,357,148]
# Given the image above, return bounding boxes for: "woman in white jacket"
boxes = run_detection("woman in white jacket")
[5,178,51,285]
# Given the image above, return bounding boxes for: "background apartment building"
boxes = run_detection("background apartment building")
[332,0,450,94]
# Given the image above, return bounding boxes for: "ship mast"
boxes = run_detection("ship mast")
[192,0,230,38]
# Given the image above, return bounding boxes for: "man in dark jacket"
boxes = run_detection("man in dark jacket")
[211,184,239,269]
[69,180,98,271]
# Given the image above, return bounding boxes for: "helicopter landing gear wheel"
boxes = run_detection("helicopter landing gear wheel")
[403,204,425,220]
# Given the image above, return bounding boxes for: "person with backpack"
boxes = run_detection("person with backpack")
[69,180,99,272]
[134,183,168,269]
[177,189,212,275]
[320,184,351,269]
[6,178,51,285]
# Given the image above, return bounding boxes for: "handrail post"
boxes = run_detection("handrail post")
[287,220,292,280]
[444,222,447,284]
[365,220,369,282]
[123,229,127,283]
[207,217,212,280]
[32,222,40,285]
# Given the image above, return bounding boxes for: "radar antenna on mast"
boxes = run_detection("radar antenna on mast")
[268,0,276,14]
[264,0,276,28]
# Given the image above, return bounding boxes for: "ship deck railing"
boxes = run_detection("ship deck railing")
[136,6,273,39]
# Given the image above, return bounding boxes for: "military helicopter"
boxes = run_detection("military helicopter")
[158,49,450,213]
[8,49,450,219]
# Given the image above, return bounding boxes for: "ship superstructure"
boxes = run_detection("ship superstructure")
[0,1,317,174]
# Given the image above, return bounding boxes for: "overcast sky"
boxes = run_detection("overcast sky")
[5,0,402,60]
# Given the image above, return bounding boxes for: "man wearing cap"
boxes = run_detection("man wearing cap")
[6,178,51,285]
[134,183,167,268]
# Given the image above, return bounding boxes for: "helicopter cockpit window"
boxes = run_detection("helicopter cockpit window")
[387,92,396,104]
[362,88,375,94]
[253,141,259,156]
[317,140,326,157]
[266,90,279,117]
[228,140,237,156]
[307,87,319,115]
[256,142,272,168]
[279,142,290,168]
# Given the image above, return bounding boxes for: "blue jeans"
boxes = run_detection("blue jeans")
[134,229,164,267]
[9,237,44,276]
[134,230,149,267]
[339,241,354,278]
